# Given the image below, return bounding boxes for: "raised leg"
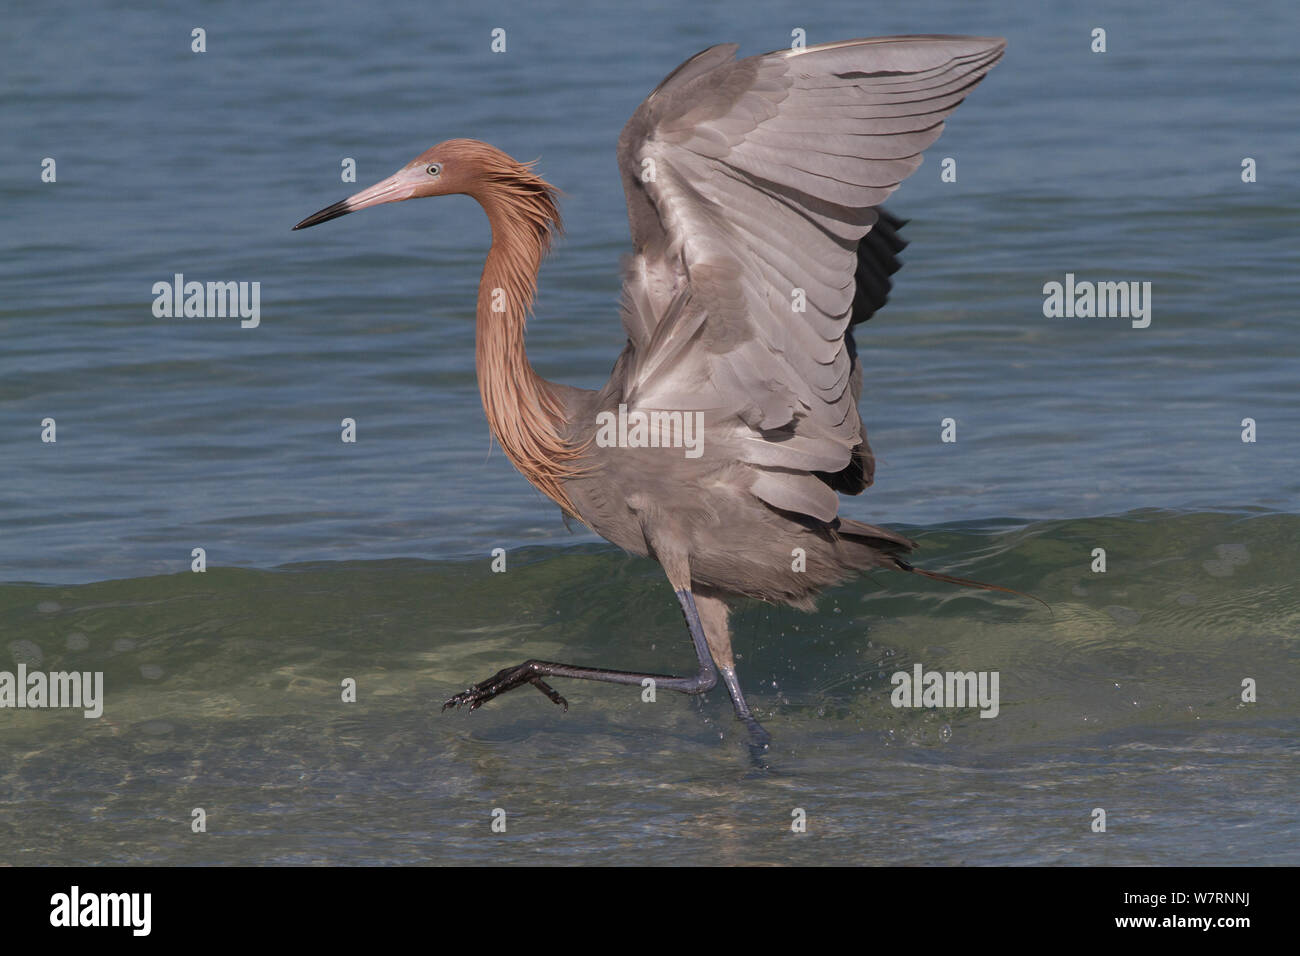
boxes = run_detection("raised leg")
[442,589,718,712]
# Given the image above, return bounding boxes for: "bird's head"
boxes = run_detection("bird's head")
[293,139,559,233]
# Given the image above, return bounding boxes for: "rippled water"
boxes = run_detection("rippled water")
[2,0,1297,864]
[2,513,1296,864]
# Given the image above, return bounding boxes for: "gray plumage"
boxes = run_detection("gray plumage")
[562,35,1006,603]
[294,34,1007,747]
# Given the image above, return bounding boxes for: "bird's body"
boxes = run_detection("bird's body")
[559,384,916,608]
[296,35,1007,748]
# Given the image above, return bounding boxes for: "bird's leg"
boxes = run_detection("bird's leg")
[718,666,772,749]
[691,592,771,750]
[441,589,719,712]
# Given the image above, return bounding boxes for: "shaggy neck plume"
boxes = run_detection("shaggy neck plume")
[470,155,582,516]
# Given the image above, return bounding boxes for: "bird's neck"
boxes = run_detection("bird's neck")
[475,195,582,516]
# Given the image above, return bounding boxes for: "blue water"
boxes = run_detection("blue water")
[1,0,1296,865]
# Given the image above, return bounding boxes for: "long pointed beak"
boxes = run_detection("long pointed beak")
[293,167,425,230]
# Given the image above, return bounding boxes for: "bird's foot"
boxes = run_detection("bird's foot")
[740,715,773,764]
[742,716,772,749]
[740,718,773,771]
[441,662,569,713]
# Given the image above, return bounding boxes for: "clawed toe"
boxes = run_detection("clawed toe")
[528,677,568,711]
[441,689,485,712]
[441,663,570,714]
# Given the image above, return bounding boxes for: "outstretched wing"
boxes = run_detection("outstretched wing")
[614,36,1004,521]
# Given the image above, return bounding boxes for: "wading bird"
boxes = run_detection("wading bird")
[295,35,1007,748]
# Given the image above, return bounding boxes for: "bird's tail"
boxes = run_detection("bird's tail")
[893,558,1052,614]
[835,518,1049,613]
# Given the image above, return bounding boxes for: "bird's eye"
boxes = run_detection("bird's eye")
[426,163,442,176]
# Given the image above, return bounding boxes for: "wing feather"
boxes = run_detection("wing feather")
[613,35,1004,519]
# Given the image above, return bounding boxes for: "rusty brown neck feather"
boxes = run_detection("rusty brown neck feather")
[470,162,581,516]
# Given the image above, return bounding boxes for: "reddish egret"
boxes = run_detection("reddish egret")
[295,35,1008,747]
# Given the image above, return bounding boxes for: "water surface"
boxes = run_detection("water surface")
[1,0,1296,865]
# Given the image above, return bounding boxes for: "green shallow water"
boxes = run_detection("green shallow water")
[2,511,1295,865]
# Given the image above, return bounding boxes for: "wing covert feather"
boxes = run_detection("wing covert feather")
[613,35,1004,520]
